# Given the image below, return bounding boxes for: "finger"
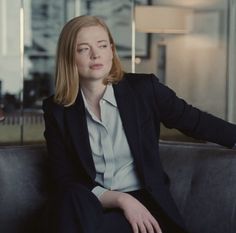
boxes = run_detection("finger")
[150,217,162,233]
[143,220,154,233]
[138,222,147,233]
[131,222,139,233]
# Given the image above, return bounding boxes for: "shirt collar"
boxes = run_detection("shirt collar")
[102,84,117,107]
[81,84,117,109]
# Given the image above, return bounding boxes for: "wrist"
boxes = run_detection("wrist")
[117,192,131,209]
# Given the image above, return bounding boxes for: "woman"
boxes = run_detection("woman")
[42,15,236,233]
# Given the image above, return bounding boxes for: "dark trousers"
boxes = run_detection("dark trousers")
[41,184,189,233]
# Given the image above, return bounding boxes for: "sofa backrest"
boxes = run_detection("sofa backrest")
[0,142,235,233]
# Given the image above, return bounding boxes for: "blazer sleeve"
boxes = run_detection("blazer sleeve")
[42,98,98,191]
[149,74,236,148]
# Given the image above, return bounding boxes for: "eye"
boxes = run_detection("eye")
[99,44,108,49]
[77,47,89,53]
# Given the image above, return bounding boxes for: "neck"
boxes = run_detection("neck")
[80,80,107,105]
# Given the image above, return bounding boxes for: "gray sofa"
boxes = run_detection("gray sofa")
[0,141,235,233]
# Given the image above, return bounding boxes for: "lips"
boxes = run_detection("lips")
[90,64,104,70]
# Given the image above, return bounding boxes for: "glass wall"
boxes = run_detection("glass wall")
[0,0,235,145]
[134,0,236,141]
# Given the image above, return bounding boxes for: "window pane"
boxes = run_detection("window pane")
[0,0,22,145]
[23,0,66,144]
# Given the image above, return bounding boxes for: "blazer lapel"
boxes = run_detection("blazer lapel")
[113,79,145,179]
[65,91,96,179]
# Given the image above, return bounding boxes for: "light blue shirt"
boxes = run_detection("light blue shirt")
[82,85,142,198]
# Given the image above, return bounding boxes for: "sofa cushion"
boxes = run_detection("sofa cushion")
[0,145,48,233]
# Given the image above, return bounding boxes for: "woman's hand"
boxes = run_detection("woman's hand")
[99,190,162,233]
[117,193,162,233]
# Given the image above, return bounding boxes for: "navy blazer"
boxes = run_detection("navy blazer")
[43,73,236,228]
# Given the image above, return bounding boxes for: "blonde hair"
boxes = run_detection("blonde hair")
[54,15,124,106]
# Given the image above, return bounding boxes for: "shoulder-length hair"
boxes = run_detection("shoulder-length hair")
[54,15,124,106]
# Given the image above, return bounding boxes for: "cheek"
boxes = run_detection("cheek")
[106,50,113,63]
[105,53,113,71]
[75,56,87,68]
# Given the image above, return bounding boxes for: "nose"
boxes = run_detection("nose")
[90,47,100,60]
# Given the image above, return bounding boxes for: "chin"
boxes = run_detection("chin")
[91,72,109,80]
[80,70,110,82]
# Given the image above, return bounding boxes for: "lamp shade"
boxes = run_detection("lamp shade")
[135,6,192,34]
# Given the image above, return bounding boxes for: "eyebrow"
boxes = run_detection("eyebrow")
[77,40,108,46]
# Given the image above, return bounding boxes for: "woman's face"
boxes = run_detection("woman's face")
[75,25,113,83]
